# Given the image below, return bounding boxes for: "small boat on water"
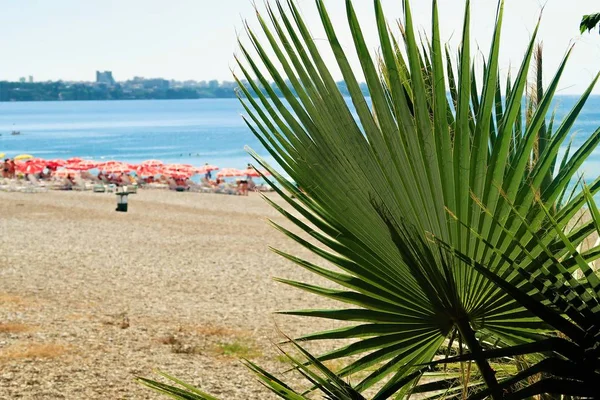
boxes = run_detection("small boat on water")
[11,130,20,135]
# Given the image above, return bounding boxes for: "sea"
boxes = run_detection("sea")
[0,99,273,171]
[0,96,599,177]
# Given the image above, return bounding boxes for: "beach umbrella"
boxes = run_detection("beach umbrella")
[16,159,46,174]
[53,169,80,178]
[77,160,99,169]
[66,157,83,163]
[140,159,164,167]
[136,166,160,176]
[65,160,98,171]
[17,163,45,174]
[137,164,162,175]
[242,167,271,178]
[14,154,34,161]
[216,168,245,178]
[103,164,132,174]
[166,172,192,179]
[161,164,195,176]
[199,164,219,171]
[97,160,121,167]
[15,157,45,165]
[163,163,194,170]
[64,164,92,171]
[45,159,66,170]
[0,153,4,159]
[196,164,219,174]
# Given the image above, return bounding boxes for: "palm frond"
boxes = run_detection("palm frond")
[235,0,600,396]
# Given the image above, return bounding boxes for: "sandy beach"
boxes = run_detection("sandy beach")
[0,190,340,399]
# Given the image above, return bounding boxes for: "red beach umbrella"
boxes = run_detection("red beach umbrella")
[196,164,219,174]
[103,164,132,174]
[47,159,66,167]
[76,160,98,169]
[199,164,219,171]
[136,166,160,176]
[66,157,83,164]
[161,164,195,175]
[140,159,164,167]
[167,172,192,179]
[53,169,80,178]
[97,160,121,168]
[64,164,92,171]
[163,163,194,170]
[242,168,271,178]
[216,168,245,178]
[16,160,46,174]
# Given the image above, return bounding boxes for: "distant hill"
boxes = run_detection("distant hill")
[0,80,369,102]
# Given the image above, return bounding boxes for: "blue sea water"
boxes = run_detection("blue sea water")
[0,96,599,176]
[0,99,273,170]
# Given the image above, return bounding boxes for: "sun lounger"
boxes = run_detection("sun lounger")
[214,184,240,195]
[93,184,106,193]
[72,176,89,191]
[167,178,189,192]
[24,175,49,193]
[255,184,273,192]
[49,180,72,190]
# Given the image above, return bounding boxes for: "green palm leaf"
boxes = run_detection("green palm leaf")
[235,0,600,396]
[142,1,600,398]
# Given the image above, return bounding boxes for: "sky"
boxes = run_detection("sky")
[1,0,599,94]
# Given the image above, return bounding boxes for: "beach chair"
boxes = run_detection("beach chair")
[26,175,48,193]
[93,184,106,193]
[73,176,88,191]
[215,183,238,195]
[197,178,215,193]
[134,177,146,188]
[49,179,72,191]
[168,178,189,192]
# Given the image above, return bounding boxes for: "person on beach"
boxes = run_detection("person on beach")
[65,174,75,189]
[8,159,16,178]
[239,178,248,195]
[204,163,212,180]
[1,159,8,178]
[247,176,256,192]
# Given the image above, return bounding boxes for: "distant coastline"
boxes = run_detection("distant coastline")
[0,79,369,102]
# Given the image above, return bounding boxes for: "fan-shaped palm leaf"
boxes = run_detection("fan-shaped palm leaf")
[234,0,600,396]
[430,185,600,398]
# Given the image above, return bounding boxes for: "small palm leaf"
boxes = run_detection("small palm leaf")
[137,371,220,400]
[580,13,600,34]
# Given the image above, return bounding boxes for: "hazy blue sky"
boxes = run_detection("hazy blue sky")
[1,0,599,93]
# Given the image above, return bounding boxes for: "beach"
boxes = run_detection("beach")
[0,190,339,399]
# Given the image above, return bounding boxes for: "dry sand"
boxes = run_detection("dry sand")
[0,190,341,399]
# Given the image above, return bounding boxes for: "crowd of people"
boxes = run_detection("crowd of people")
[0,158,270,195]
